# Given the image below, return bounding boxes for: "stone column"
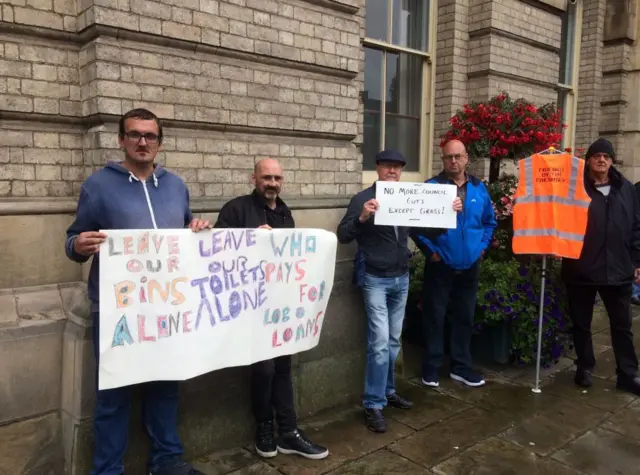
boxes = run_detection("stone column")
[575,0,607,150]
[600,0,639,178]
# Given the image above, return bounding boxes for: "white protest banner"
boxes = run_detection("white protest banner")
[374,181,457,228]
[98,228,337,390]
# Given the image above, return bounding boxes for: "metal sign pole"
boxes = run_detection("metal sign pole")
[532,255,547,394]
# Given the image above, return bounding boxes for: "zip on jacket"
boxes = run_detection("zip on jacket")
[412,172,497,271]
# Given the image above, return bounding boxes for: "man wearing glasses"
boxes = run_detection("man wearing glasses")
[411,139,497,389]
[65,108,209,475]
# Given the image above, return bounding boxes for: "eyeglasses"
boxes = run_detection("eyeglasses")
[125,131,160,143]
[442,153,467,162]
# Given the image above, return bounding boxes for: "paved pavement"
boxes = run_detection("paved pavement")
[191,307,640,475]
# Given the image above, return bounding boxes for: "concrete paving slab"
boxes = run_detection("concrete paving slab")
[498,398,609,456]
[436,378,563,420]
[388,407,513,469]
[590,349,618,381]
[264,409,414,475]
[600,399,640,441]
[385,384,472,431]
[432,437,584,475]
[591,307,610,333]
[325,449,431,475]
[190,447,261,475]
[551,428,640,475]
[543,370,636,412]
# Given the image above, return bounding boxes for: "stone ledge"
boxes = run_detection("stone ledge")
[0,196,351,216]
[0,282,89,330]
[0,22,359,79]
[0,111,358,142]
[298,0,360,14]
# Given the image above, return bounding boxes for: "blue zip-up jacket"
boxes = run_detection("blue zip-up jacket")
[65,161,193,312]
[411,172,496,270]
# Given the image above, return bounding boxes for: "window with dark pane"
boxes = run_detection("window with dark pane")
[365,0,389,42]
[384,51,422,172]
[363,47,384,170]
[559,2,577,86]
[392,0,429,51]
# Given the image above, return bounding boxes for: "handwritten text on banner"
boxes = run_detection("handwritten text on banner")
[374,181,457,228]
[98,228,337,390]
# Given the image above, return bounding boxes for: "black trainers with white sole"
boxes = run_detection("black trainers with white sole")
[255,420,278,458]
[450,370,485,387]
[277,429,329,460]
[421,365,440,388]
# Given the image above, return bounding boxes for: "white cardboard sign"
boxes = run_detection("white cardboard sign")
[98,228,337,390]
[374,181,457,228]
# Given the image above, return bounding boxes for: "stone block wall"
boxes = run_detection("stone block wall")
[0,1,368,474]
[0,0,364,198]
[599,0,639,180]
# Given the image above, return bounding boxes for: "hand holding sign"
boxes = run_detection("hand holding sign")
[360,199,379,223]
[74,231,108,256]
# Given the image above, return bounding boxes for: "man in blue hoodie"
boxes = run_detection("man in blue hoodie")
[65,108,210,475]
[411,139,496,388]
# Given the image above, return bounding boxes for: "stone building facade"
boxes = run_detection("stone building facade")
[0,0,638,474]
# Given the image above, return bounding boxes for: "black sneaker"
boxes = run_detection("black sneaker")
[632,296,640,306]
[450,369,486,387]
[386,393,413,409]
[421,365,439,388]
[616,375,640,396]
[150,460,204,475]
[364,408,387,433]
[255,420,277,458]
[575,368,593,388]
[277,429,329,460]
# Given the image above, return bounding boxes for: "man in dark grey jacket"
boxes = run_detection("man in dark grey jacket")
[337,150,461,433]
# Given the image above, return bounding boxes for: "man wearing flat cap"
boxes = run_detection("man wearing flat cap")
[337,150,462,433]
[562,138,640,395]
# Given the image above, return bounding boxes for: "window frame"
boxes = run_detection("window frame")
[557,0,583,152]
[361,0,437,185]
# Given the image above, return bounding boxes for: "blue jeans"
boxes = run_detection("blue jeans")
[361,273,409,409]
[91,312,184,475]
[633,282,640,299]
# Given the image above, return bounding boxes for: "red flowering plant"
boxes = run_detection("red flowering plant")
[441,92,565,183]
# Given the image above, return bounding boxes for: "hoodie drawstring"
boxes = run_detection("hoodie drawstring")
[128,171,159,230]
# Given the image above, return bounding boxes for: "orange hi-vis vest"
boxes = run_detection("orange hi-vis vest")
[512,152,591,259]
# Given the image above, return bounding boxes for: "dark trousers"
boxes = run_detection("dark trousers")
[422,260,479,373]
[91,312,184,475]
[251,355,297,435]
[566,284,639,378]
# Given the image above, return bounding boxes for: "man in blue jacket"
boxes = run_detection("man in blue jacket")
[65,108,209,475]
[411,139,496,388]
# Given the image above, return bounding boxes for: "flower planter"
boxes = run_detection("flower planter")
[403,296,512,366]
[470,320,512,365]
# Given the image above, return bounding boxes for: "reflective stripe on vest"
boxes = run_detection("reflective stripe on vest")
[516,155,590,208]
[513,229,583,242]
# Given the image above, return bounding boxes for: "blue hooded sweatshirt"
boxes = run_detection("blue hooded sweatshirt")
[411,172,497,270]
[65,161,193,312]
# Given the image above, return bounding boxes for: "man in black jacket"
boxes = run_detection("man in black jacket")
[562,138,640,395]
[214,158,329,460]
[337,150,461,433]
